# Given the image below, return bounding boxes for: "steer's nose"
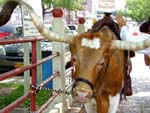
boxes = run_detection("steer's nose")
[76,91,89,99]
[73,86,93,101]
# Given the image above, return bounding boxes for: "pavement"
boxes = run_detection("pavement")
[117,53,150,113]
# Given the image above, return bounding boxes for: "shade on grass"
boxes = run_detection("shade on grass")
[0,83,52,110]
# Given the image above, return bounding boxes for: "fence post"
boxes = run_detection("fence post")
[77,17,86,34]
[51,8,66,113]
[36,41,42,84]
[21,0,43,93]
[23,43,30,93]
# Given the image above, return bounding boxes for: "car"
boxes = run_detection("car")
[0,26,15,39]
[0,26,23,39]
[46,24,74,35]
[0,41,52,74]
[0,26,52,73]
[67,24,77,35]
[0,24,71,74]
[0,45,19,73]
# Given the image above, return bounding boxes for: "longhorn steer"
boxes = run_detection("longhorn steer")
[4,0,150,113]
[70,29,124,113]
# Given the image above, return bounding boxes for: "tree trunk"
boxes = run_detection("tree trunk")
[67,10,71,24]
[0,1,18,26]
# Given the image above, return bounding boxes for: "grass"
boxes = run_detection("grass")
[0,83,52,110]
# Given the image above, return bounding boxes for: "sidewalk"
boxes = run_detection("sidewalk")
[117,53,150,113]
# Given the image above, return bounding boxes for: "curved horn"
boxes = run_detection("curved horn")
[111,37,150,51]
[6,0,73,43]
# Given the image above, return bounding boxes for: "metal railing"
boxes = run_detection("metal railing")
[0,37,73,113]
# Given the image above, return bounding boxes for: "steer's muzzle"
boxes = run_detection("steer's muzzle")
[72,80,93,103]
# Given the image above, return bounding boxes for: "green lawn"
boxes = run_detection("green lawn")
[0,83,52,110]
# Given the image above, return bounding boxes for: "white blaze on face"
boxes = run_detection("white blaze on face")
[81,38,101,49]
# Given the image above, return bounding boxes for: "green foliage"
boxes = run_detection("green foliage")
[0,0,6,6]
[42,0,52,8]
[0,83,52,110]
[36,89,52,106]
[0,83,24,109]
[123,0,150,22]
[42,0,85,11]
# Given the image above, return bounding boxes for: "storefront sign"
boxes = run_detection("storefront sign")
[22,0,43,36]
[99,0,116,12]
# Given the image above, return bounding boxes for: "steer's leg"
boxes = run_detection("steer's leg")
[108,93,120,113]
[96,93,109,113]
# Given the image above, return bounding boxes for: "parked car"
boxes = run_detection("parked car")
[0,41,52,74]
[46,24,74,35]
[0,26,23,39]
[67,24,77,35]
[0,26,52,73]
[0,45,20,73]
[0,24,72,73]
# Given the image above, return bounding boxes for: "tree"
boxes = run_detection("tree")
[121,0,150,22]
[0,1,18,26]
[42,0,85,23]
[42,0,52,14]
[0,0,5,6]
[0,0,85,26]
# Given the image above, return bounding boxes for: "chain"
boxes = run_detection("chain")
[34,85,72,95]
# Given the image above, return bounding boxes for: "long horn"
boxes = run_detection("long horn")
[6,0,73,43]
[111,37,150,51]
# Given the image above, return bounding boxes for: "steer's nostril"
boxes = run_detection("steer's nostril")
[76,91,89,99]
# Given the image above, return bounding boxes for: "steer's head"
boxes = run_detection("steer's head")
[70,27,116,103]
[6,0,150,103]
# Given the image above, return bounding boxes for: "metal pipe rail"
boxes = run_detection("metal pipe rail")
[0,52,59,81]
[0,37,59,113]
[0,37,74,113]
[65,66,73,77]
[0,91,32,113]
[37,93,60,113]
[36,71,74,113]
[0,36,45,45]
[38,71,60,88]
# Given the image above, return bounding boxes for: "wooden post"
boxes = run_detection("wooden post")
[77,17,86,34]
[52,8,66,113]
[22,0,43,93]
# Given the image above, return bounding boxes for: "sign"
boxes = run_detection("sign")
[99,0,116,12]
[22,0,43,37]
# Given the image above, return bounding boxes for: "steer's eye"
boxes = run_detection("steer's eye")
[97,58,105,69]
[71,55,78,64]
[72,58,78,65]
[100,62,104,66]
[72,58,76,63]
